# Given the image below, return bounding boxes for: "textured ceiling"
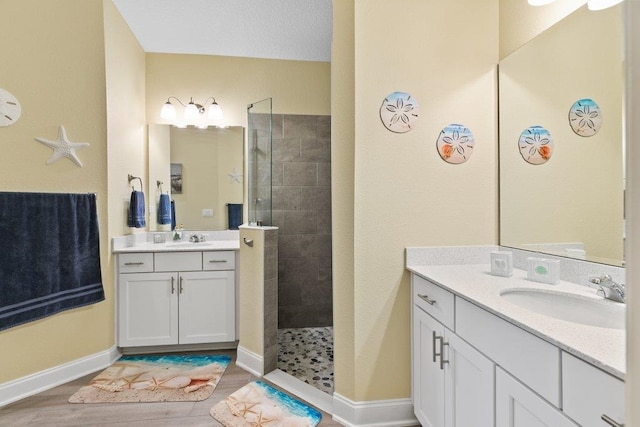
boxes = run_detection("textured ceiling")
[111,0,333,62]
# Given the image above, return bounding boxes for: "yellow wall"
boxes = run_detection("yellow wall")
[146,54,331,126]
[332,0,499,401]
[499,0,586,59]
[0,0,111,383]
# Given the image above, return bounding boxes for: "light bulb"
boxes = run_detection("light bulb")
[208,101,223,121]
[184,100,199,123]
[588,0,623,10]
[160,101,176,120]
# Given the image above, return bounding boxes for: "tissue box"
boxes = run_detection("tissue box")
[527,257,560,285]
[490,251,513,277]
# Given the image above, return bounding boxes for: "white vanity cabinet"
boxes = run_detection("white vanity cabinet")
[118,251,236,347]
[412,275,495,427]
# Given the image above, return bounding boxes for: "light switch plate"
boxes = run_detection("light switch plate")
[202,209,214,217]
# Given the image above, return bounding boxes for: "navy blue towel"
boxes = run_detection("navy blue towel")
[157,194,171,225]
[127,190,146,228]
[171,199,176,230]
[227,203,243,230]
[0,192,105,331]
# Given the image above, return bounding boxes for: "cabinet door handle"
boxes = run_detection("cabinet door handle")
[432,331,449,370]
[601,414,624,426]
[209,259,228,263]
[171,277,175,294]
[418,294,437,305]
[179,276,184,294]
[124,262,144,266]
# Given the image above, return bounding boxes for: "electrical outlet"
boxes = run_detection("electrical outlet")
[202,209,214,217]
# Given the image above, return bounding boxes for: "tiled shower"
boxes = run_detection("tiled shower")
[270,113,334,393]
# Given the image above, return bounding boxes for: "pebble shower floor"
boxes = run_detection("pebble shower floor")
[277,327,334,394]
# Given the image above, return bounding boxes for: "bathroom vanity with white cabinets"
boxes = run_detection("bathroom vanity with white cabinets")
[113,232,239,350]
[407,247,625,427]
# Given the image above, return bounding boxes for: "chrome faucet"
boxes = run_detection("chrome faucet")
[589,274,625,303]
[188,233,206,243]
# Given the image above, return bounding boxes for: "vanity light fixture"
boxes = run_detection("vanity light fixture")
[160,96,224,127]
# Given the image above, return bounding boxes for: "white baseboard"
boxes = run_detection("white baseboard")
[264,369,333,415]
[235,345,263,377]
[332,392,418,427]
[0,346,120,408]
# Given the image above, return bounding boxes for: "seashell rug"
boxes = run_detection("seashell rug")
[68,354,230,403]
[211,380,322,426]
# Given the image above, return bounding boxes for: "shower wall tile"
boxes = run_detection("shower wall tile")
[283,162,318,186]
[301,138,331,162]
[273,138,302,162]
[271,114,284,139]
[277,114,332,329]
[272,186,301,210]
[300,187,331,211]
[318,163,331,186]
[283,114,318,138]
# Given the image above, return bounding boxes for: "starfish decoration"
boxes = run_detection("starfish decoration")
[34,125,89,167]
[227,167,242,184]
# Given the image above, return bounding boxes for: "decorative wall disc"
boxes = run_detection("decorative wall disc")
[0,88,22,127]
[436,124,475,164]
[518,126,554,165]
[568,98,602,137]
[379,92,419,133]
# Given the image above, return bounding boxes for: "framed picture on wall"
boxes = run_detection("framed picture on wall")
[170,163,183,193]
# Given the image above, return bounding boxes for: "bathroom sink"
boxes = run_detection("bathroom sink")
[499,288,625,330]
[166,241,215,247]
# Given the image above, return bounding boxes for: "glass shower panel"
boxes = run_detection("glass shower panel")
[247,98,272,226]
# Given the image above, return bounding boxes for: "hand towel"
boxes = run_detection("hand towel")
[127,190,146,228]
[171,199,176,230]
[157,193,171,225]
[227,203,243,230]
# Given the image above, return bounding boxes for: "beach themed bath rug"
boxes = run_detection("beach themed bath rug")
[68,354,230,403]
[210,380,322,426]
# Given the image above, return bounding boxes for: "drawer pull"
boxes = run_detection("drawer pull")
[601,414,623,427]
[171,277,175,294]
[418,294,437,305]
[209,259,228,263]
[124,262,144,266]
[179,277,184,294]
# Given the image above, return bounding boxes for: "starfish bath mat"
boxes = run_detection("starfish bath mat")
[210,380,322,426]
[68,354,230,403]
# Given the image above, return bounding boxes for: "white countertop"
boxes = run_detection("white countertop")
[113,240,240,253]
[407,263,625,380]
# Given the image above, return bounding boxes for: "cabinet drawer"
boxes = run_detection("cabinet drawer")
[412,275,455,330]
[456,297,561,407]
[119,253,154,273]
[203,251,236,271]
[562,352,624,427]
[154,252,202,272]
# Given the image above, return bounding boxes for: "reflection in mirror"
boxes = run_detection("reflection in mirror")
[499,4,624,266]
[148,125,244,231]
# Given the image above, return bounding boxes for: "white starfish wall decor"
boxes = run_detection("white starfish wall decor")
[34,125,90,167]
[227,168,242,184]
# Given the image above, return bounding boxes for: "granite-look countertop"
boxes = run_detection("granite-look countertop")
[113,240,239,253]
[407,263,625,380]
[112,230,240,253]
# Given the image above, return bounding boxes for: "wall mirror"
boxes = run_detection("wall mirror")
[499,4,624,267]
[148,124,245,231]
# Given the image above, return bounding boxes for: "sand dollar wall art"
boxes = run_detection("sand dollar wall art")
[380,92,419,133]
[518,126,554,165]
[568,98,602,137]
[436,124,475,164]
